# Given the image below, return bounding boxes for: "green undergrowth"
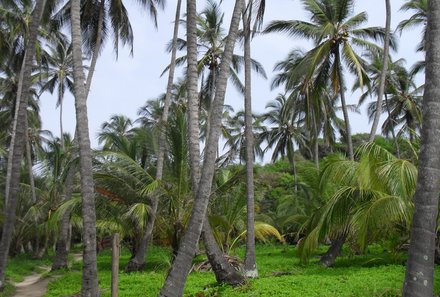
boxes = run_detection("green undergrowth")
[44,245,440,297]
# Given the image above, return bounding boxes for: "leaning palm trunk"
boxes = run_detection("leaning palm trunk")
[369,0,391,141]
[125,0,183,272]
[242,0,257,279]
[402,1,440,296]
[158,1,244,296]
[0,0,47,288]
[70,0,99,294]
[319,231,348,267]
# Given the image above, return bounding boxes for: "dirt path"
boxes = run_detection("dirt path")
[12,266,51,297]
[12,253,82,297]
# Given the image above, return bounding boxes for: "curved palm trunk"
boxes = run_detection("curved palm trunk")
[158,1,244,296]
[0,0,47,288]
[71,0,99,294]
[242,0,257,278]
[319,231,347,267]
[59,81,65,147]
[124,0,183,272]
[402,1,440,296]
[369,0,391,141]
[335,49,354,161]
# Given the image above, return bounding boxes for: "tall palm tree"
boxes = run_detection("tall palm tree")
[264,0,393,160]
[369,0,392,141]
[70,0,98,293]
[262,94,308,188]
[0,0,47,288]
[39,37,74,148]
[124,1,183,272]
[158,1,245,296]
[403,1,440,295]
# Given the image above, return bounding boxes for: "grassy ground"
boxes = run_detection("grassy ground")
[43,244,440,297]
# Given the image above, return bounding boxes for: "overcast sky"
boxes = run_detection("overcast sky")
[39,0,424,149]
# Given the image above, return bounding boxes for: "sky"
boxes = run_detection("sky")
[39,0,425,151]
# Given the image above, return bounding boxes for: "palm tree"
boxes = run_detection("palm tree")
[367,64,423,142]
[262,94,308,189]
[158,1,245,296]
[70,0,98,293]
[126,0,183,272]
[0,0,47,288]
[369,0,392,141]
[264,0,393,161]
[403,1,440,295]
[39,37,74,148]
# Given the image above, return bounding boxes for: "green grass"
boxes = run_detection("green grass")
[43,244,440,297]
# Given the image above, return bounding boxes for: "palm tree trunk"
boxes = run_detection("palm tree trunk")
[384,94,401,158]
[402,1,440,296]
[0,0,47,288]
[336,49,354,161]
[84,0,105,97]
[71,0,99,294]
[158,1,244,296]
[24,112,36,203]
[52,165,75,270]
[59,82,65,147]
[242,0,257,279]
[319,231,347,267]
[369,0,391,141]
[124,0,182,272]
[202,217,243,285]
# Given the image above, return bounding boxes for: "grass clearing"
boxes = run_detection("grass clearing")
[44,244,440,297]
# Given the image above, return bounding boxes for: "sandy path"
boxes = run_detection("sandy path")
[12,266,50,297]
[12,253,82,297]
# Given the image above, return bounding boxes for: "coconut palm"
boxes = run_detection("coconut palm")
[158,1,245,296]
[397,0,427,53]
[262,94,308,189]
[367,64,423,142]
[264,0,394,161]
[70,0,98,293]
[39,37,74,148]
[299,143,415,266]
[403,1,440,295]
[369,0,392,141]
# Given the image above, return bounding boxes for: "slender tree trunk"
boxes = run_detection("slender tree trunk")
[384,94,401,158]
[59,82,65,148]
[158,1,244,296]
[24,112,36,203]
[336,49,354,161]
[402,1,440,296]
[71,0,99,294]
[242,0,257,278]
[312,107,320,169]
[369,0,391,141]
[52,165,75,270]
[0,0,47,288]
[125,0,182,272]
